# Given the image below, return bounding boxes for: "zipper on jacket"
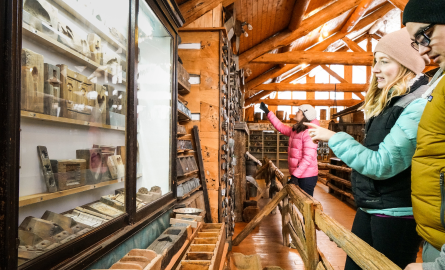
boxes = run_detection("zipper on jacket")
[441,172,445,228]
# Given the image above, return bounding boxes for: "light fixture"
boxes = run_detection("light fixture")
[238,21,253,37]
[244,31,248,37]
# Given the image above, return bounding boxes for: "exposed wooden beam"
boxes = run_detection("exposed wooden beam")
[366,35,373,83]
[320,65,349,83]
[340,0,374,33]
[252,83,369,92]
[341,37,365,52]
[180,0,223,27]
[222,0,235,7]
[239,0,362,67]
[282,65,319,83]
[354,92,366,100]
[288,0,311,31]
[245,65,297,91]
[371,33,381,41]
[245,66,318,106]
[252,51,374,65]
[387,0,408,11]
[244,2,395,92]
[260,99,362,107]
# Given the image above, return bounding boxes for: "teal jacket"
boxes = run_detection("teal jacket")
[328,98,427,216]
[328,98,427,180]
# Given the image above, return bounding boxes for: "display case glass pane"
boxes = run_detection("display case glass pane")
[19,0,129,265]
[136,1,173,208]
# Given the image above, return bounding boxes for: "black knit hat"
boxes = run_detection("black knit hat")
[403,0,445,25]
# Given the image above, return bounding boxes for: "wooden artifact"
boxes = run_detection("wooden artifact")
[103,49,121,74]
[50,159,87,191]
[86,201,124,218]
[21,48,44,113]
[57,64,93,120]
[148,227,188,269]
[137,186,162,203]
[43,63,60,116]
[58,21,89,56]
[107,155,125,180]
[76,148,103,184]
[177,158,185,177]
[41,210,90,234]
[87,33,103,65]
[93,145,116,181]
[37,146,57,193]
[175,223,226,270]
[100,194,125,211]
[64,207,110,227]
[229,253,262,270]
[23,0,58,40]
[117,146,126,165]
[19,217,64,241]
[91,83,108,124]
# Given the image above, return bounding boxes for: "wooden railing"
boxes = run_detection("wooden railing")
[233,161,401,270]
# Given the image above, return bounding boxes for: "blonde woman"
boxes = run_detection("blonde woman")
[305,28,429,270]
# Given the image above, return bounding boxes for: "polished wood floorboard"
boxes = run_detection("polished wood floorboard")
[231,183,422,269]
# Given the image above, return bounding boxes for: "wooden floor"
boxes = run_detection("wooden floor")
[231,183,422,269]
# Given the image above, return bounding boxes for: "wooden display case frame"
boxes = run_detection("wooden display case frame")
[0,0,185,269]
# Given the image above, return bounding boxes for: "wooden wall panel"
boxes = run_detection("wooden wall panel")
[178,31,221,222]
[200,101,219,132]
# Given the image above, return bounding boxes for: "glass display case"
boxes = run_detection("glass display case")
[0,0,184,268]
[136,0,174,208]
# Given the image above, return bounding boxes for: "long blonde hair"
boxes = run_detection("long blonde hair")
[361,65,416,118]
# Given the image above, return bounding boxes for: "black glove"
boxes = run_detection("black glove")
[260,102,270,114]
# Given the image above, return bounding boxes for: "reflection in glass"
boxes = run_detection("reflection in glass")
[136,1,173,207]
[19,0,129,265]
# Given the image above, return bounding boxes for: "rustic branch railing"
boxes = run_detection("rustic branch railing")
[234,160,401,270]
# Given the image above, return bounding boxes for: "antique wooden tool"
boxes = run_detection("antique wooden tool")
[43,63,60,116]
[50,159,86,191]
[148,227,188,269]
[21,48,44,113]
[87,33,103,65]
[76,148,102,184]
[107,155,125,180]
[57,64,93,120]
[23,0,58,40]
[37,146,58,193]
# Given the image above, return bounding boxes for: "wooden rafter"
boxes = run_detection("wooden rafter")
[288,0,311,31]
[260,99,362,107]
[179,0,223,27]
[239,0,362,67]
[282,65,319,83]
[244,3,395,92]
[340,0,374,33]
[320,66,349,83]
[245,66,318,105]
[252,51,374,65]
[387,0,409,10]
[252,83,369,92]
[341,37,365,52]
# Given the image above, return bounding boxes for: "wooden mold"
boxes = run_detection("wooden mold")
[23,0,58,40]
[147,227,188,270]
[107,155,125,180]
[76,148,103,184]
[175,223,225,270]
[57,64,93,120]
[50,159,87,191]
[21,48,44,114]
[87,33,103,65]
[43,63,60,116]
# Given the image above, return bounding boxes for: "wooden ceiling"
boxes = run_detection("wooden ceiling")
[176,0,408,103]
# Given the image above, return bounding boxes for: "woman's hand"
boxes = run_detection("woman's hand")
[404,263,423,270]
[260,102,270,114]
[304,123,336,142]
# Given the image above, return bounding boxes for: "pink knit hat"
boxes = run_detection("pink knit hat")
[374,28,426,75]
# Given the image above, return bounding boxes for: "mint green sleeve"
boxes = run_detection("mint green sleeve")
[328,98,427,180]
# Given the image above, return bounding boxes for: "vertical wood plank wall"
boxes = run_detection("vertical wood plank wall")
[179,31,221,222]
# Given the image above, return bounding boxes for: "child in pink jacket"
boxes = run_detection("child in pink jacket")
[260,102,319,196]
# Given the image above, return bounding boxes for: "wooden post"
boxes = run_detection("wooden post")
[281,196,290,247]
[304,200,319,270]
[234,129,247,222]
[232,188,288,246]
[367,35,373,84]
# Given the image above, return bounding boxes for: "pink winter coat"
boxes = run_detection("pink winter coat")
[267,112,319,178]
